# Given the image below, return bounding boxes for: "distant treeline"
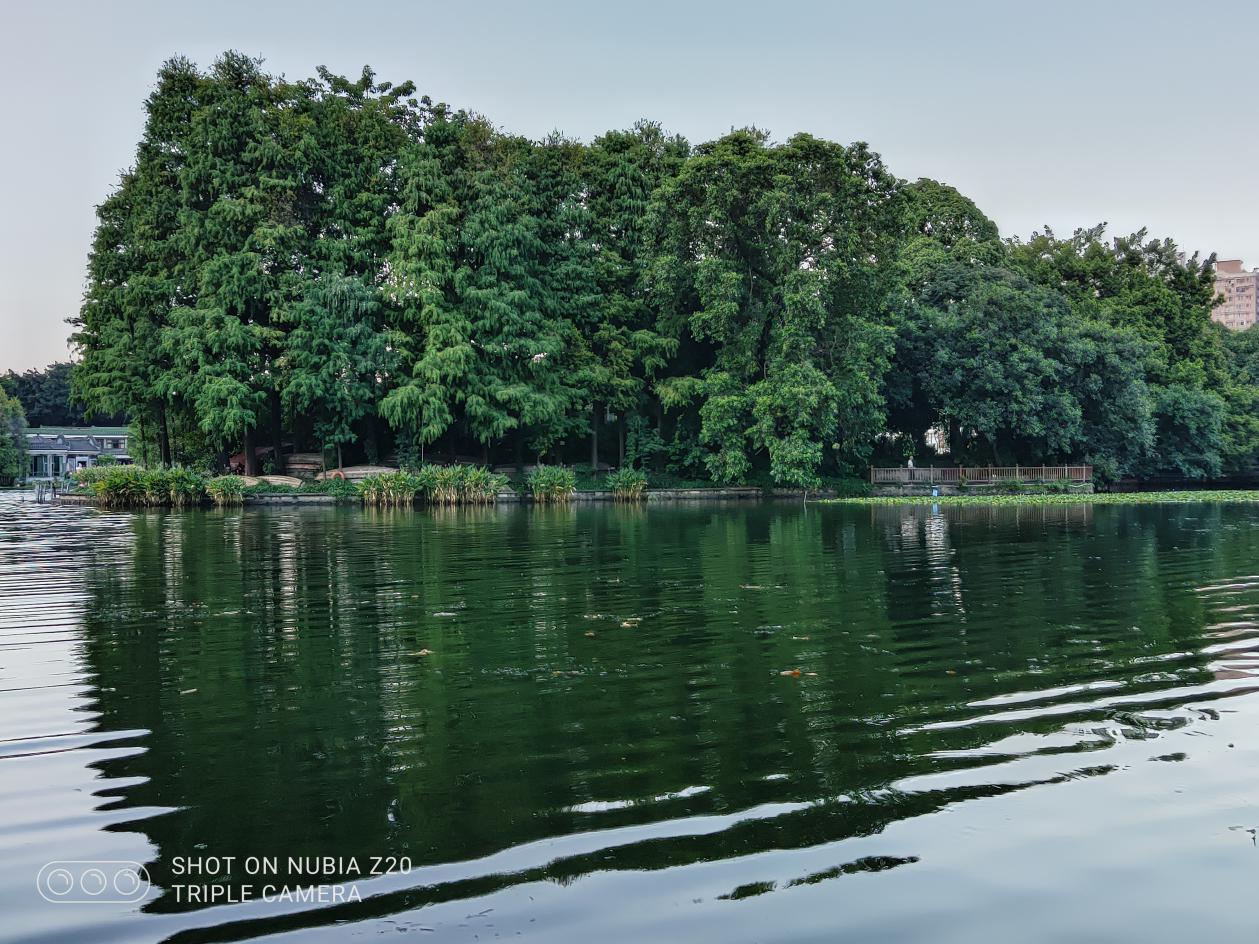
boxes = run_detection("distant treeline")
[1,362,126,428]
[71,52,1259,483]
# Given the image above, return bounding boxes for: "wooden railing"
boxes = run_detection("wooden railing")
[870,465,1092,485]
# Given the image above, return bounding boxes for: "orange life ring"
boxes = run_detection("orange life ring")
[328,469,346,480]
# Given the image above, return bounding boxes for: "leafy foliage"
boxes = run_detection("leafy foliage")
[359,465,506,505]
[68,53,1259,490]
[527,465,577,502]
[84,466,207,507]
[0,388,27,484]
[604,467,648,500]
[1,363,125,428]
[207,475,246,505]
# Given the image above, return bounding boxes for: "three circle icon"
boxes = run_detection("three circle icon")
[37,861,151,904]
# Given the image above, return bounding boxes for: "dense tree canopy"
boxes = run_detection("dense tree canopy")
[0,388,27,483]
[69,53,1259,484]
[1,362,124,428]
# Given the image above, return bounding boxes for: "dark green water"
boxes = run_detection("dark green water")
[2,495,1258,943]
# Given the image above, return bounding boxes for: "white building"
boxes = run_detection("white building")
[25,427,131,480]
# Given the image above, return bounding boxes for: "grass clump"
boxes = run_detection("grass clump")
[528,465,576,503]
[207,475,246,506]
[360,465,507,506]
[458,465,508,504]
[361,471,427,506]
[605,467,648,501]
[85,466,207,507]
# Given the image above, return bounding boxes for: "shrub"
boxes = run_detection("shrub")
[207,475,246,506]
[1042,479,1085,494]
[605,467,647,501]
[164,467,206,507]
[359,465,505,505]
[71,466,111,489]
[459,465,508,503]
[89,466,207,507]
[528,465,576,502]
[312,476,362,499]
[431,465,463,504]
[361,471,425,506]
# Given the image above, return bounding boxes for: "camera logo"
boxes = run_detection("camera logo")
[37,861,151,904]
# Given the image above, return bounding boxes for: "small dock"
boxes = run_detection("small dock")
[870,465,1092,495]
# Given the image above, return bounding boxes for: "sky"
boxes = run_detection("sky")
[2,0,1257,371]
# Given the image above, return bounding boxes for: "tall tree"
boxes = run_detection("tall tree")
[581,122,688,467]
[164,53,304,474]
[73,57,202,465]
[649,130,904,485]
[282,276,395,468]
[1,363,125,427]
[0,387,27,484]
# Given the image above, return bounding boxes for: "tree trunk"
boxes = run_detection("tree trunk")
[362,415,379,466]
[243,427,259,476]
[155,401,171,468]
[590,402,599,469]
[948,419,962,459]
[269,390,284,473]
[656,401,666,471]
[336,442,343,470]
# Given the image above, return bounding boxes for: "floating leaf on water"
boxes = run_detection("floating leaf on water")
[791,635,811,641]
[584,631,596,638]
[180,688,197,695]
[411,649,433,657]
[779,668,802,677]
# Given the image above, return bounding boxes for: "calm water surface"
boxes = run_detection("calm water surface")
[2,494,1258,943]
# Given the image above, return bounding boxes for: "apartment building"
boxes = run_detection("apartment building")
[1212,259,1259,330]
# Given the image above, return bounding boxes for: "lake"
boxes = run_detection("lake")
[2,494,1258,943]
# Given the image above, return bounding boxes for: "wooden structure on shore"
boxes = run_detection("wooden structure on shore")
[870,465,1092,486]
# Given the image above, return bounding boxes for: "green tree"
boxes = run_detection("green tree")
[73,57,202,466]
[164,53,304,474]
[1006,227,1230,477]
[580,122,688,467]
[0,388,27,483]
[1,363,126,427]
[649,130,903,485]
[282,276,395,468]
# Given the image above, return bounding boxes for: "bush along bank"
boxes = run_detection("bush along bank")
[75,465,206,508]
[73,464,513,507]
[66,463,870,508]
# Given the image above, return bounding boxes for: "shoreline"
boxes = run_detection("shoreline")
[45,487,1259,509]
[51,486,834,508]
[822,490,1259,506]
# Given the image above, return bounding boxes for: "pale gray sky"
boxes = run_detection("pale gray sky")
[2,0,1257,370]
